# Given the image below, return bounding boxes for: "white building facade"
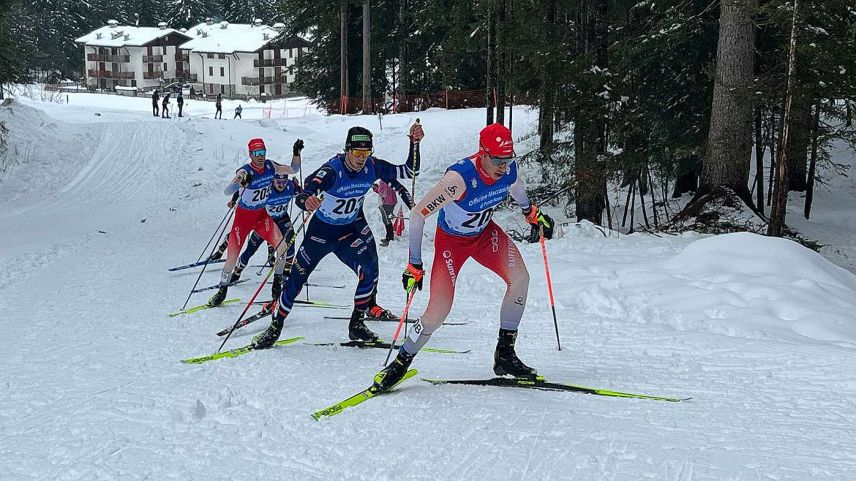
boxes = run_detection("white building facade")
[76,21,192,91]
[181,19,311,100]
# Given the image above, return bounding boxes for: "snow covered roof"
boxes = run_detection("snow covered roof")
[75,24,188,48]
[180,21,285,54]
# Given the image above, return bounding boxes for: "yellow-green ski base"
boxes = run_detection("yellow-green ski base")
[169,298,242,317]
[181,336,304,364]
[312,368,418,420]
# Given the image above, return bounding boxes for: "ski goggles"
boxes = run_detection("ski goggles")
[250,149,267,157]
[273,176,289,186]
[349,148,373,159]
[488,154,513,167]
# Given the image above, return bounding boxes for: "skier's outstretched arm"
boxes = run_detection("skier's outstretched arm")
[273,139,305,174]
[407,170,466,265]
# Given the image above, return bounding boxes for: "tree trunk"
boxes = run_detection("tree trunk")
[574,0,608,225]
[340,0,349,114]
[768,0,799,237]
[538,0,556,151]
[495,0,506,125]
[754,106,765,215]
[699,0,757,205]
[398,0,407,112]
[786,96,811,191]
[767,110,777,206]
[361,0,371,114]
[485,3,496,125]
[804,102,821,219]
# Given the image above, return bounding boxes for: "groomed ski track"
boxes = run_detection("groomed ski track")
[1,95,855,480]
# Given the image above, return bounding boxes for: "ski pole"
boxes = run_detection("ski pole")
[383,284,418,366]
[217,208,315,352]
[539,225,561,351]
[180,207,235,310]
[409,118,420,200]
[195,204,236,264]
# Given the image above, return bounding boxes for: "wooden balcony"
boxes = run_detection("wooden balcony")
[87,69,135,79]
[253,58,289,68]
[142,54,164,63]
[175,52,189,62]
[143,71,165,79]
[87,53,130,63]
[241,75,288,86]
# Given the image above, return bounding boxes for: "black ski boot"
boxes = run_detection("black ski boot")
[373,349,415,392]
[229,264,245,284]
[252,318,283,349]
[493,328,537,378]
[210,240,228,261]
[348,309,380,342]
[368,304,399,322]
[267,246,277,266]
[207,285,228,307]
[271,273,283,300]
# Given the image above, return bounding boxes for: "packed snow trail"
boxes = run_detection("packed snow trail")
[1,97,856,480]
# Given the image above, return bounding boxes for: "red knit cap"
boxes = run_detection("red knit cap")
[248,138,266,152]
[479,123,515,157]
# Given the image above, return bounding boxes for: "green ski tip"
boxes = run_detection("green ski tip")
[181,336,304,364]
[169,298,242,317]
[312,369,418,420]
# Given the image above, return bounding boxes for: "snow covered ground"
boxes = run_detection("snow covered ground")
[2,95,856,480]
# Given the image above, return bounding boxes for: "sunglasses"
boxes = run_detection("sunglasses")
[250,149,267,157]
[349,149,373,159]
[488,155,513,167]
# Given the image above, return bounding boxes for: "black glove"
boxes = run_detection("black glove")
[402,263,424,291]
[241,170,254,187]
[291,178,302,193]
[293,139,304,156]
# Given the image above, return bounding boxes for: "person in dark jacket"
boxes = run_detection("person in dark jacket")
[151,90,159,117]
[215,93,223,119]
[177,92,185,117]
[161,93,170,118]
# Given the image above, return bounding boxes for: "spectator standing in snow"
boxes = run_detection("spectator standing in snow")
[372,179,399,246]
[151,90,159,117]
[161,93,170,118]
[215,94,223,119]
[177,92,184,117]
[234,104,243,119]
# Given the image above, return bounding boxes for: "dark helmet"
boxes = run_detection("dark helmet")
[344,126,373,150]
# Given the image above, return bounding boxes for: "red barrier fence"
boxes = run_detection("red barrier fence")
[327,89,491,115]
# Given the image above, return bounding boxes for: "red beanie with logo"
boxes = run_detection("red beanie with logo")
[248,138,266,152]
[479,123,515,157]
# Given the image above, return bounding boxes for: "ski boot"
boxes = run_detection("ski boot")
[368,305,399,322]
[252,318,283,349]
[373,349,415,392]
[348,309,380,342]
[207,285,228,307]
[229,264,245,284]
[267,245,277,266]
[271,273,284,300]
[379,238,390,247]
[493,328,538,378]
[209,241,228,261]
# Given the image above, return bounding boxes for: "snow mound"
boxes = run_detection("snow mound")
[663,232,856,291]
[656,232,856,344]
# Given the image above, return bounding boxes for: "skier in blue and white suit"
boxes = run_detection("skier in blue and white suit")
[252,124,425,348]
[232,173,302,281]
